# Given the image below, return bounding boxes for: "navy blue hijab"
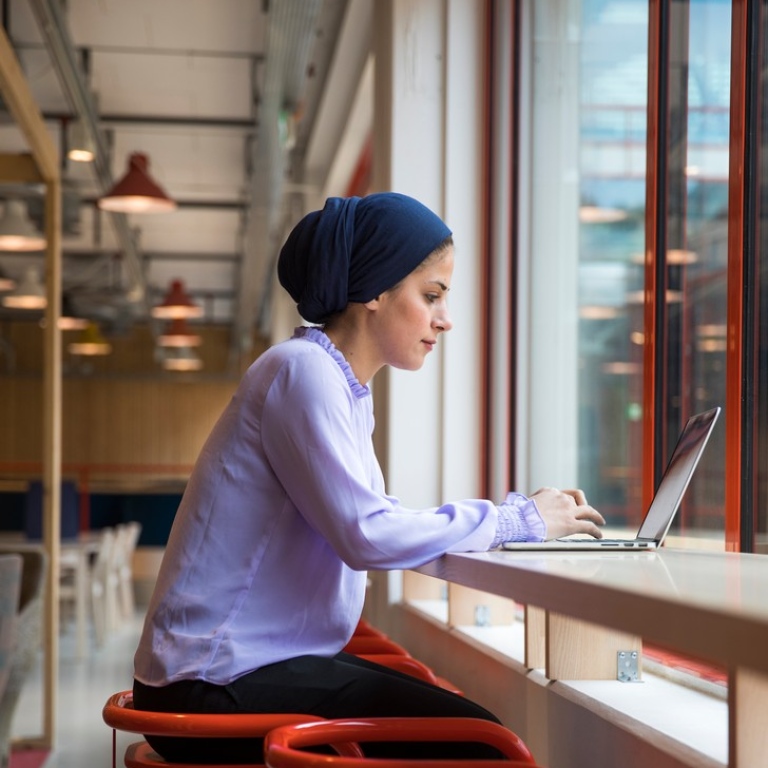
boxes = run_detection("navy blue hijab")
[277,193,452,324]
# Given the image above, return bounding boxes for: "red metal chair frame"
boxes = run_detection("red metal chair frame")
[264,717,540,767]
[102,690,341,768]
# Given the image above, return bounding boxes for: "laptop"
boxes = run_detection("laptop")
[501,406,720,551]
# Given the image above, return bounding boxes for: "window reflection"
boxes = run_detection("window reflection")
[662,1,729,543]
[572,0,729,543]
[577,0,648,527]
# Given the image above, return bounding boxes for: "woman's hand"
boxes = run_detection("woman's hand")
[529,487,605,540]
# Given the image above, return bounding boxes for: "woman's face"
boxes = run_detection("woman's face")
[369,246,455,372]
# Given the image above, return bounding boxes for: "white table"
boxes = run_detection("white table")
[0,533,101,658]
[414,549,768,766]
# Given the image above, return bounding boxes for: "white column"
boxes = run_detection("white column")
[521,0,582,491]
[372,0,486,507]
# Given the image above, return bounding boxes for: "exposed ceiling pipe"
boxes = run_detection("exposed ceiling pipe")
[234,0,325,357]
[26,0,147,307]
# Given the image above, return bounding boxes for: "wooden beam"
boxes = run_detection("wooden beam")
[0,26,58,182]
[0,18,61,754]
[41,179,62,750]
[0,153,43,184]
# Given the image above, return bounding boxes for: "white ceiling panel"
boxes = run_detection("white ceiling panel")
[148,260,238,293]
[135,209,243,252]
[68,0,267,55]
[106,127,249,199]
[92,51,255,119]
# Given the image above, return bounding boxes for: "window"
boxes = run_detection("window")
[512,0,730,548]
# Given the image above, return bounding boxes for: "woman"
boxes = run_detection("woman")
[133,193,604,762]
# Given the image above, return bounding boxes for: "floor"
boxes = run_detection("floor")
[10,610,143,768]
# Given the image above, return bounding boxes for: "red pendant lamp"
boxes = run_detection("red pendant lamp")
[98,152,177,214]
[163,346,203,371]
[157,318,203,347]
[152,279,203,319]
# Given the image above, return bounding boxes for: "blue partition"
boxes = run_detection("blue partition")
[24,480,80,540]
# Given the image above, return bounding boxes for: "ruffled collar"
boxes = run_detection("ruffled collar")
[292,326,370,400]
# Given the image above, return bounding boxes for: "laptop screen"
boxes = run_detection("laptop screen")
[637,407,720,542]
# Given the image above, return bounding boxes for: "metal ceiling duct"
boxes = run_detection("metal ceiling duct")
[26,0,147,308]
[253,0,324,216]
[234,0,325,354]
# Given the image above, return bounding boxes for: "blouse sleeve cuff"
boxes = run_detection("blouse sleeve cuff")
[490,492,547,548]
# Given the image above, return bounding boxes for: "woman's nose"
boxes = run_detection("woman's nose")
[435,310,453,333]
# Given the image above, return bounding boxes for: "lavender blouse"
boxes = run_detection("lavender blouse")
[134,327,542,686]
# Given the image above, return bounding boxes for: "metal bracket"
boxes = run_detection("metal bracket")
[474,604,490,627]
[617,650,641,682]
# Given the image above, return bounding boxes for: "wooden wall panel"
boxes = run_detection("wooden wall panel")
[0,378,43,463]
[0,320,267,489]
[0,375,237,487]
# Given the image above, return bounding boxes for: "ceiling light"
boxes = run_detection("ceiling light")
[602,361,642,375]
[39,296,91,330]
[0,266,15,292]
[157,318,203,347]
[578,206,628,224]
[697,324,727,338]
[2,266,46,309]
[0,200,47,252]
[67,119,96,162]
[625,289,684,304]
[697,338,727,353]
[58,295,90,330]
[667,249,698,265]
[152,279,203,319]
[579,305,621,320]
[67,322,112,355]
[97,152,177,214]
[163,346,203,372]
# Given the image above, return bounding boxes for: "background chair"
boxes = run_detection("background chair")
[90,527,119,644]
[113,522,142,623]
[59,527,117,648]
[264,717,540,767]
[0,552,27,768]
[102,690,358,768]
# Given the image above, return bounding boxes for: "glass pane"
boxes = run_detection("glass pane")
[576,1,649,528]
[663,1,730,547]
[757,1,768,553]
[527,1,728,544]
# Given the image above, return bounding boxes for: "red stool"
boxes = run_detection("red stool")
[102,690,347,768]
[353,619,388,638]
[264,717,540,767]
[343,636,411,656]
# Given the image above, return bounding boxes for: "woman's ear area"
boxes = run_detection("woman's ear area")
[363,296,382,311]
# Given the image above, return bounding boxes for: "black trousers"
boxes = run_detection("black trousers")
[133,652,504,763]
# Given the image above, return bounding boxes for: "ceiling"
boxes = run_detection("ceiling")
[0,0,372,365]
